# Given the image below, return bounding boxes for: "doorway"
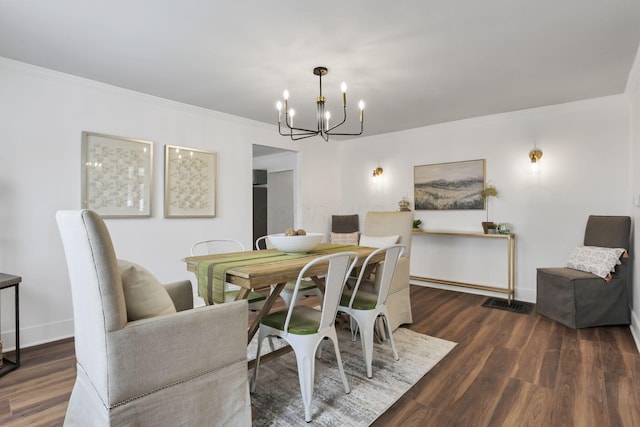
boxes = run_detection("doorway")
[252,145,297,244]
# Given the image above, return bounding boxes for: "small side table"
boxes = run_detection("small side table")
[0,273,20,376]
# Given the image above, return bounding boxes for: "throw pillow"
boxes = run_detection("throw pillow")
[359,234,399,248]
[118,260,176,321]
[330,232,360,245]
[566,246,626,279]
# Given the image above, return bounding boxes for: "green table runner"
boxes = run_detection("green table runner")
[196,244,358,304]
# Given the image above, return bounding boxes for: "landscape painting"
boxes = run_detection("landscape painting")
[414,159,485,210]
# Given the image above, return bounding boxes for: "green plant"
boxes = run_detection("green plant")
[480,184,499,222]
[413,219,422,229]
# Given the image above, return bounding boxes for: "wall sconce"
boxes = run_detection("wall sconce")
[529,148,543,170]
[372,167,383,182]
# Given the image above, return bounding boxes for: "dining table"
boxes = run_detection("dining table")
[183,243,384,344]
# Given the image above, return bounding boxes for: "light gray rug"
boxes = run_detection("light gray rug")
[247,327,457,426]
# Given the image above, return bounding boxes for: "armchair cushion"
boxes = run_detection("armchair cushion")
[330,232,360,245]
[118,260,176,321]
[566,246,626,279]
[359,234,399,248]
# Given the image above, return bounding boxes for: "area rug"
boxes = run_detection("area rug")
[247,327,456,426]
[481,297,534,314]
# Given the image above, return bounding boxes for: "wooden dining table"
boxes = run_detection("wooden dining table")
[184,243,384,344]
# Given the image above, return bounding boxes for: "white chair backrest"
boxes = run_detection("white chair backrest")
[283,252,358,334]
[255,235,274,250]
[191,239,245,256]
[348,244,405,309]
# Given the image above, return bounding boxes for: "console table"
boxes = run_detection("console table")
[411,231,515,303]
[0,273,21,376]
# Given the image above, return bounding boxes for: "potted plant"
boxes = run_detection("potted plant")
[413,219,422,230]
[480,184,499,234]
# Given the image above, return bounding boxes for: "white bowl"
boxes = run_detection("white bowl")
[268,233,323,254]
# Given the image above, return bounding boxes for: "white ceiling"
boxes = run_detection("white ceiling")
[1,1,640,139]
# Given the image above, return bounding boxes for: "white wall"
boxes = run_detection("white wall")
[625,44,640,348]
[1,55,637,349]
[0,58,340,348]
[340,96,631,303]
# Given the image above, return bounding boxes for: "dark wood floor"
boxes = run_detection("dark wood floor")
[1,286,639,426]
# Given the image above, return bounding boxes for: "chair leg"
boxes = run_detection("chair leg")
[381,313,399,361]
[293,346,316,423]
[357,315,376,379]
[328,331,350,394]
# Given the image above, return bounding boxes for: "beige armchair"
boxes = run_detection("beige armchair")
[56,210,251,426]
[362,211,413,330]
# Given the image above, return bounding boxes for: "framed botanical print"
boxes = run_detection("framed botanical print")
[81,132,153,217]
[164,145,217,218]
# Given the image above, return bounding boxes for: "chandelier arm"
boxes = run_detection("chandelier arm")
[326,121,364,136]
[326,105,348,132]
[290,132,321,141]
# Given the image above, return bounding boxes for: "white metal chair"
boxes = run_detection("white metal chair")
[250,251,358,423]
[255,235,323,307]
[191,239,266,307]
[338,244,404,378]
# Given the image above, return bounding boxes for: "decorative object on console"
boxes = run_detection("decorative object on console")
[480,183,499,233]
[397,197,411,211]
[413,219,422,230]
[81,131,153,218]
[276,66,364,141]
[497,223,511,234]
[414,159,485,210]
[164,145,217,218]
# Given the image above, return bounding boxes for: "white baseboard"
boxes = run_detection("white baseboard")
[1,318,74,351]
[410,280,536,303]
[630,309,640,353]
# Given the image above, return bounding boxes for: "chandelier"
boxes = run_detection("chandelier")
[276,66,364,141]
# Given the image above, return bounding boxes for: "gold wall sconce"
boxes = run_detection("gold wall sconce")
[529,149,543,163]
[372,167,383,182]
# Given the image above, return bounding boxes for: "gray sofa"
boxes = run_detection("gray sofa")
[57,210,251,426]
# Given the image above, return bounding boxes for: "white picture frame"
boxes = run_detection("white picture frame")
[164,145,217,218]
[81,132,153,218]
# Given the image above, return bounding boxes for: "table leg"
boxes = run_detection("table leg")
[247,282,286,344]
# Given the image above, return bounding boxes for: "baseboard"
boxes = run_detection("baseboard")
[630,309,640,353]
[1,318,74,351]
[410,280,536,303]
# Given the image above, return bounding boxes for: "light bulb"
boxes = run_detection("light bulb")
[289,109,295,118]
[341,82,347,93]
[283,89,289,100]
[358,100,365,110]
[276,101,282,111]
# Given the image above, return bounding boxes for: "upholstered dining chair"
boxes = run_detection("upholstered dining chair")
[339,244,404,378]
[191,239,266,307]
[250,251,358,423]
[360,211,413,331]
[56,210,251,426]
[536,215,631,328]
[254,235,322,307]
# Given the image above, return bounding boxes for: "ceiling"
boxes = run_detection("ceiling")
[2,1,640,139]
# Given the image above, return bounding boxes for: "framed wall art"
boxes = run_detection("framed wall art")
[81,132,153,218]
[414,159,485,210]
[164,145,217,218]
